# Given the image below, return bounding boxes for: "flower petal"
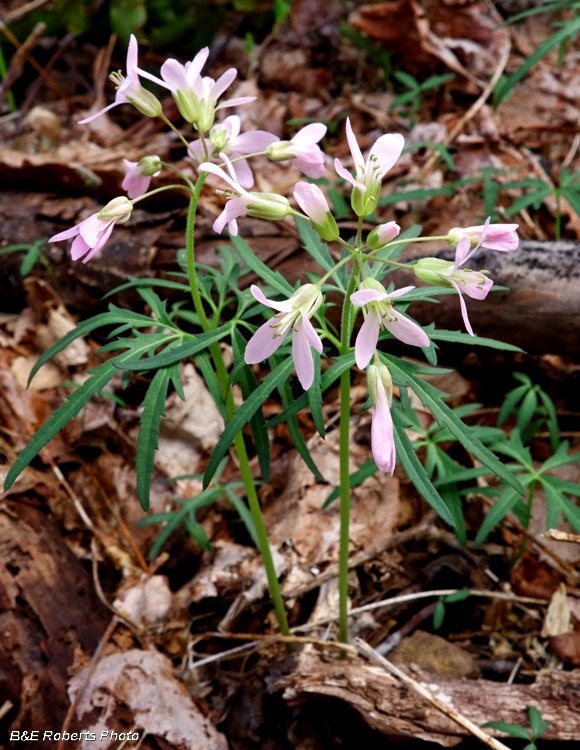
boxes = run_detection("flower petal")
[369,133,405,177]
[199,161,242,192]
[79,214,109,246]
[460,274,493,301]
[244,320,287,364]
[372,387,396,474]
[213,197,248,234]
[345,117,365,170]
[482,223,519,252]
[122,168,151,199]
[233,130,279,153]
[159,59,189,92]
[291,122,327,146]
[450,280,474,336]
[215,96,256,110]
[209,68,237,102]
[135,66,169,89]
[300,313,323,354]
[50,224,81,243]
[355,310,380,369]
[383,312,429,348]
[78,101,120,124]
[292,318,315,390]
[387,285,416,299]
[126,34,139,72]
[250,285,293,313]
[453,236,472,269]
[70,234,91,261]
[231,156,254,189]
[185,47,210,87]
[350,289,385,306]
[334,158,366,190]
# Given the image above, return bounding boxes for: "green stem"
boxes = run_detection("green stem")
[185,174,291,640]
[365,256,415,269]
[366,234,448,257]
[337,220,363,646]
[555,189,561,240]
[160,112,196,156]
[132,184,193,203]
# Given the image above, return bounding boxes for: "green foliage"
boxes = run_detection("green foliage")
[0,239,52,278]
[433,590,471,630]
[339,24,392,84]
[495,8,580,106]
[484,705,550,748]
[390,71,455,129]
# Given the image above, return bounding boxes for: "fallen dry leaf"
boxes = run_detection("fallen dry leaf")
[69,649,228,750]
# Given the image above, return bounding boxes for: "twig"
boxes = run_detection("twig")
[543,529,580,544]
[355,638,512,750]
[3,0,52,23]
[206,631,357,654]
[292,588,548,632]
[56,617,119,750]
[0,700,14,721]
[188,587,548,670]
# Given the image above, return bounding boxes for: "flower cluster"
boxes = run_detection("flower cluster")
[50,37,520,477]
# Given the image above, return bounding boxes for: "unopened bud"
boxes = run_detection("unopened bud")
[98,196,133,223]
[368,363,393,408]
[414,257,453,288]
[367,221,400,250]
[137,155,162,176]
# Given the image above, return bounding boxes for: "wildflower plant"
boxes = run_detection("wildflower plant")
[4,36,528,645]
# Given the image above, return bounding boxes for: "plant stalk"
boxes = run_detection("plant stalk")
[185,175,291,639]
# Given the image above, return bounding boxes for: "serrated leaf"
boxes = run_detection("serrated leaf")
[203,357,294,488]
[6,360,118,490]
[517,389,538,433]
[473,485,525,547]
[230,233,294,296]
[393,364,526,496]
[27,305,157,386]
[136,366,172,511]
[117,325,231,370]
[196,353,228,420]
[498,384,528,426]
[429,330,524,352]
[392,407,455,525]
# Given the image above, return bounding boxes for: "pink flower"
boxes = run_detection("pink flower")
[415,218,506,335]
[368,363,396,474]
[49,197,132,262]
[79,35,161,124]
[138,50,255,129]
[350,279,429,369]
[267,123,327,178]
[245,284,323,390]
[334,117,405,216]
[448,222,519,253]
[200,154,289,235]
[122,156,161,199]
[293,182,339,241]
[190,115,278,188]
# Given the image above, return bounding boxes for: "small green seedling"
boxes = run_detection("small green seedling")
[484,705,549,749]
